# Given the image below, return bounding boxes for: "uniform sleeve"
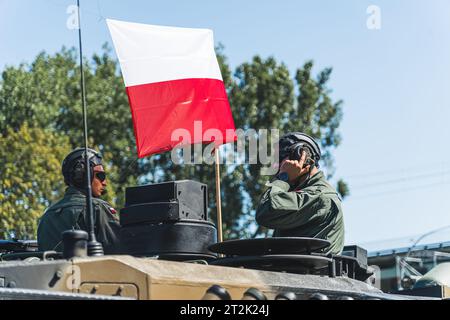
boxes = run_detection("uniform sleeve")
[255,180,325,230]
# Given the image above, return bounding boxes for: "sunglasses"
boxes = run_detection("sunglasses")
[94,171,106,182]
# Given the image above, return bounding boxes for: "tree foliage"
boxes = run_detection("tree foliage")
[0,44,347,239]
[0,124,70,239]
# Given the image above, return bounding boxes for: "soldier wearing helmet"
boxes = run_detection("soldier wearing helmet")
[37,148,121,254]
[255,132,345,255]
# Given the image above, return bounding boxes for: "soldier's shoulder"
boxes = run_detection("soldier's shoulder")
[303,180,340,203]
[92,197,112,206]
[317,183,343,210]
[315,178,338,194]
[46,194,82,210]
[40,197,84,222]
[92,198,118,215]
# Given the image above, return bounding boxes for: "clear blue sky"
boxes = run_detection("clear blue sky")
[2,0,450,251]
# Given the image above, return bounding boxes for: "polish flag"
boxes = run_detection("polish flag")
[106,19,236,158]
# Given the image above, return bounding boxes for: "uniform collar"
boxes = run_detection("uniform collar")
[65,186,86,196]
[306,170,325,186]
[293,170,324,190]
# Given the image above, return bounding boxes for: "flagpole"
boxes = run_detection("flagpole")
[214,147,223,244]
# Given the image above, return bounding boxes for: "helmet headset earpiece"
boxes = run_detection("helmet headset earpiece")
[72,159,90,188]
[62,148,103,189]
[288,143,316,168]
[279,132,321,168]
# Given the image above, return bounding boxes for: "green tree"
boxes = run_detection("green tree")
[0,46,138,206]
[0,124,70,239]
[0,45,347,240]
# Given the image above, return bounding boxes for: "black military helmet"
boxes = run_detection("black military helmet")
[278,132,321,168]
[62,148,103,188]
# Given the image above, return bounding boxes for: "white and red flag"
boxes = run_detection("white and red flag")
[106,19,236,158]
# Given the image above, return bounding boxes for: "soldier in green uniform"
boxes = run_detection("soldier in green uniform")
[256,132,345,255]
[37,148,121,254]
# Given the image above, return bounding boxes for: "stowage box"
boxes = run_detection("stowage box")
[122,180,208,224]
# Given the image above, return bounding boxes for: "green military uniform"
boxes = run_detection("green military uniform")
[256,171,345,255]
[37,187,122,254]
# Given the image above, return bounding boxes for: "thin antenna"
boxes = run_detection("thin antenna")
[77,0,103,256]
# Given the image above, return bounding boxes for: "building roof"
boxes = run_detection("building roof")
[368,241,450,258]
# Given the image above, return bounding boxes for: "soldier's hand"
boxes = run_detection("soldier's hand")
[279,151,310,183]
